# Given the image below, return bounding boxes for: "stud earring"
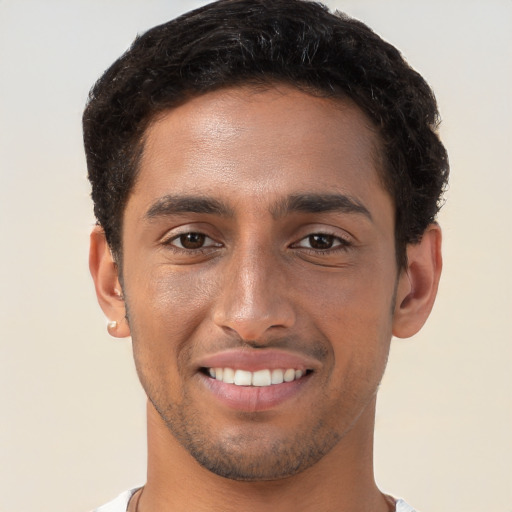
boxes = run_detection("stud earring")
[107,320,118,331]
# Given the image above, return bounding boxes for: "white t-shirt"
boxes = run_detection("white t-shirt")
[93,489,418,511]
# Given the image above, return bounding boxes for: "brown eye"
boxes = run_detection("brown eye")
[175,232,207,249]
[293,232,350,252]
[165,231,222,256]
[308,234,335,249]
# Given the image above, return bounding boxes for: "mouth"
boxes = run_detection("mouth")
[202,367,312,387]
[195,349,319,411]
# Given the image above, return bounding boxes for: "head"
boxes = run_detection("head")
[83,0,448,272]
[86,0,447,484]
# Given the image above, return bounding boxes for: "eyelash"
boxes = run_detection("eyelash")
[292,233,352,254]
[162,231,352,255]
[162,232,221,253]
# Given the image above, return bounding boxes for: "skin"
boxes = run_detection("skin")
[90,85,442,512]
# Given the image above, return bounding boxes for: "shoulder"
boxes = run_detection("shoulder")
[91,489,139,512]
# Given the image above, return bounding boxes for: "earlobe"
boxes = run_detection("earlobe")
[392,224,442,339]
[89,226,131,338]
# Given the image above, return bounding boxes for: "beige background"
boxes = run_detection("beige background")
[0,1,511,511]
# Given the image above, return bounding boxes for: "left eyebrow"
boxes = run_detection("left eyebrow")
[271,193,373,221]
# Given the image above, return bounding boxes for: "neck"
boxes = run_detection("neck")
[138,399,391,512]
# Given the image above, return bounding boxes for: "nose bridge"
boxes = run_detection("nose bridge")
[213,236,294,340]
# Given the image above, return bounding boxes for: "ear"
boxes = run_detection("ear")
[89,226,131,338]
[392,224,442,339]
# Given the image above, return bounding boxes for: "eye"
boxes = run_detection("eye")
[168,232,219,250]
[294,233,350,250]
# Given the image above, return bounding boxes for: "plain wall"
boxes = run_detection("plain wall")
[0,1,510,511]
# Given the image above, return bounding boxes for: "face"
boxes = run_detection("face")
[120,85,400,480]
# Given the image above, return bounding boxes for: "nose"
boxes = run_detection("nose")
[212,243,296,342]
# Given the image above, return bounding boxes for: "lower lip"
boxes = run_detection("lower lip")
[199,373,312,412]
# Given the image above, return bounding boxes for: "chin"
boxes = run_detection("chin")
[160,405,343,482]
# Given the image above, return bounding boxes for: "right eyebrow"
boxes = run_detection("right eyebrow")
[144,195,234,220]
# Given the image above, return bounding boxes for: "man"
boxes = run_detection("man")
[84,0,448,510]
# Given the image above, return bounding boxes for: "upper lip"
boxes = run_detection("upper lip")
[194,348,320,373]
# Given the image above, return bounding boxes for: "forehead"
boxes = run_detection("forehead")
[131,85,389,215]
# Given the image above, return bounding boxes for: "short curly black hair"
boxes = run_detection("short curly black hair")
[83,0,448,269]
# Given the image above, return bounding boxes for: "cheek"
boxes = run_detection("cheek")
[128,263,216,328]
[298,263,396,377]
[298,255,396,324]
[124,266,218,385]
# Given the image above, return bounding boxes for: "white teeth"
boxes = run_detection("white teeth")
[234,369,252,386]
[252,369,271,387]
[223,367,235,384]
[271,369,284,384]
[283,368,295,382]
[210,367,306,386]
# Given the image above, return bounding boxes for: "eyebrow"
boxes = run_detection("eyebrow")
[271,193,373,221]
[144,195,234,220]
[144,192,372,222]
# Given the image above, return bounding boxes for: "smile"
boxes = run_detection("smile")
[196,349,318,410]
[206,367,306,386]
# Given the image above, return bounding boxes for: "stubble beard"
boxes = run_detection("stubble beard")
[124,283,396,483]
[148,392,343,481]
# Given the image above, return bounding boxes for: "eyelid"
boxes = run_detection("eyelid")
[159,226,222,249]
[293,234,350,249]
[291,226,353,246]
[171,233,219,249]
